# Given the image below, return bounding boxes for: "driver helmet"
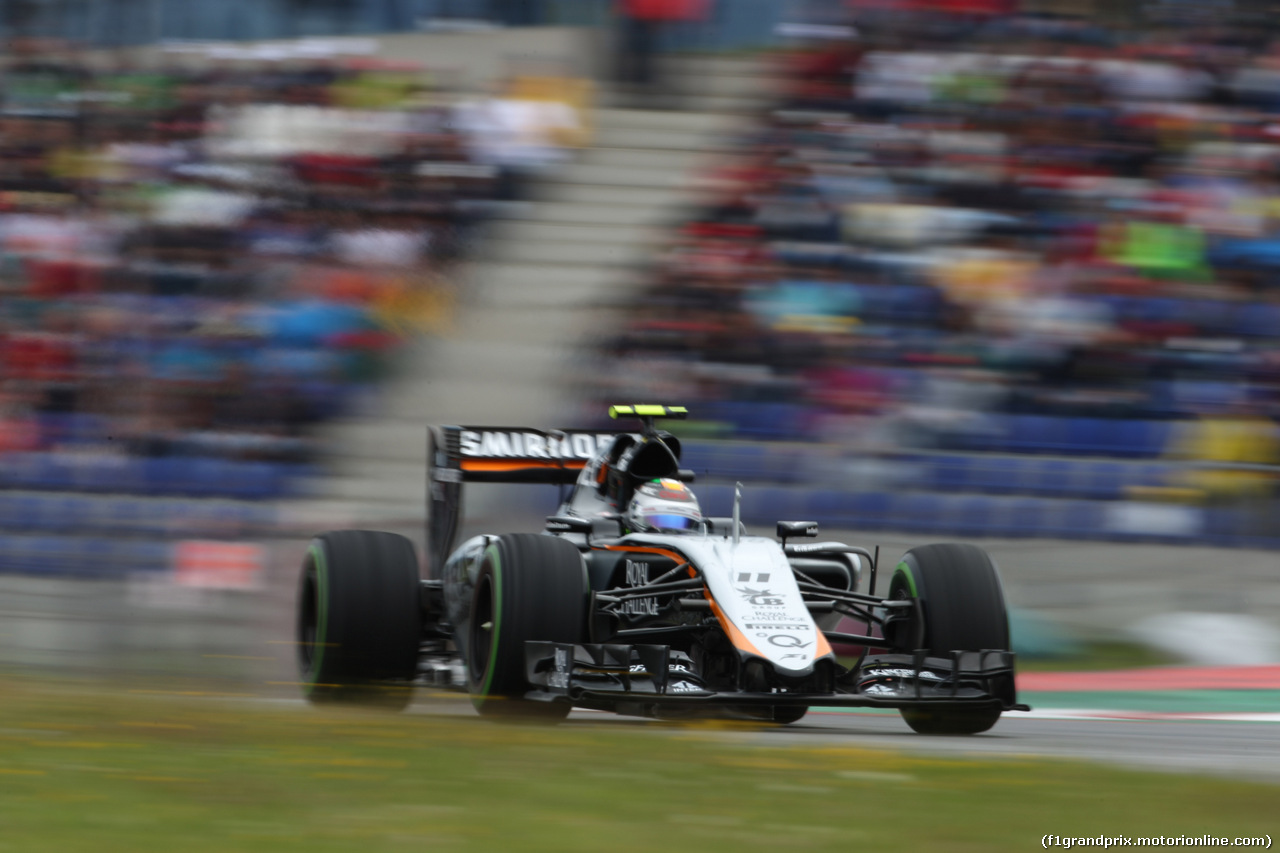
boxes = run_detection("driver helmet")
[626,478,703,534]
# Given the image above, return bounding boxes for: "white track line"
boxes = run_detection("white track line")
[1016,708,1280,723]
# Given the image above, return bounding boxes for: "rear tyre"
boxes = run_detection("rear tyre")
[297,530,422,710]
[467,534,588,720]
[887,543,1010,735]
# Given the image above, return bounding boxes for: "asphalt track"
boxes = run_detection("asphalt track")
[406,694,1280,785]
[696,710,1280,784]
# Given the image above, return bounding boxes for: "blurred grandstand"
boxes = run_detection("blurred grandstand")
[0,36,589,580]
[589,7,1280,547]
[4,0,1280,599]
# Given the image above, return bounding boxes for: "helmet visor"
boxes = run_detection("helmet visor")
[644,512,700,532]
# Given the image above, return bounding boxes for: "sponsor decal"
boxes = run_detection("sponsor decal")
[622,559,660,616]
[458,430,614,460]
[863,683,896,696]
[737,587,784,606]
[766,635,812,649]
[865,668,945,681]
[744,624,808,631]
[627,663,690,674]
[786,542,829,553]
[548,647,571,689]
[669,680,704,694]
[734,574,783,606]
[744,611,802,622]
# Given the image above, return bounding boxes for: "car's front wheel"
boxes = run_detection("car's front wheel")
[886,543,1010,735]
[769,706,809,724]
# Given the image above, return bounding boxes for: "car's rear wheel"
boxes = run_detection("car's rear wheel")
[467,534,588,720]
[297,530,422,709]
[886,543,1010,735]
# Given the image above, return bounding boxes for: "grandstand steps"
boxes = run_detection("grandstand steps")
[305,420,429,464]
[536,162,703,190]
[592,126,728,151]
[410,333,578,388]
[600,92,768,114]
[487,201,678,228]
[462,262,637,307]
[546,182,691,208]
[578,145,713,172]
[663,55,781,88]
[303,58,770,537]
[591,106,749,133]
[486,220,667,248]
[484,235,654,267]
[298,467,424,507]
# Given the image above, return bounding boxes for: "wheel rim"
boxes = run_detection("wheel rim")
[884,571,921,651]
[298,563,320,675]
[469,573,495,686]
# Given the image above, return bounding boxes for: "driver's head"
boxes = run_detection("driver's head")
[626,478,702,534]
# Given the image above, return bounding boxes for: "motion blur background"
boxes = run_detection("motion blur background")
[2,0,1279,685]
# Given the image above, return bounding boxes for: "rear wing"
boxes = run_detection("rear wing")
[427,425,617,573]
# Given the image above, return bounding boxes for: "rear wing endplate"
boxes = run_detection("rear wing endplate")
[427,425,617,573]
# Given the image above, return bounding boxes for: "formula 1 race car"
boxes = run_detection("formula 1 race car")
[296,405,1027,733]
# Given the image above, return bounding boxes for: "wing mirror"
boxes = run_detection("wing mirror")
[547,514,623,542]
[546,515,593,536]
[676,468,696,483]
[777,521,819,547]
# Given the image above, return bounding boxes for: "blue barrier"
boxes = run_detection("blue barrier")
[0,533,175,577]
[0,453,302,500]
[0,490,274,539]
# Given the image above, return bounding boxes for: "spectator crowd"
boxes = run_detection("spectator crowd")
[595,10,1280,513]
[0,39,583,498]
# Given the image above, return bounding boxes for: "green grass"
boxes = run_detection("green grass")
[0,676,1273,853]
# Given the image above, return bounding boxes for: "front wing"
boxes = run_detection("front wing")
[524,642,1029,713]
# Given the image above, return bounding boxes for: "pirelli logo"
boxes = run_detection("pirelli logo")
[458,430,616,460]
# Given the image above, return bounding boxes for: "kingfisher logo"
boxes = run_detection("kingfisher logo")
[738,588,784,606]
[458,430,616,460]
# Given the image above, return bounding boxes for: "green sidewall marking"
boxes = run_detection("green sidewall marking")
[894,561,918,598]
[305,542,329,694]
[477,543,503,702]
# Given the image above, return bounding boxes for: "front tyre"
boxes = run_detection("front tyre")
[769,706,809,724]
[887,543,1010,735]
[297,530,422,710]
[467,534,588,720]
[723,705,809,725]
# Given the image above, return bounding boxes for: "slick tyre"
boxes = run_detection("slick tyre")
[887,543,1010,735]
[722,705,809,725]
[467,534,588,721]
[297,530,422,710]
